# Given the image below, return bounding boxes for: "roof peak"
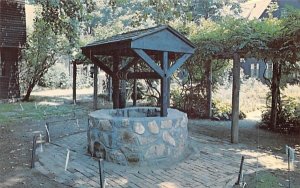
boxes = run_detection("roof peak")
[83,24,195,49]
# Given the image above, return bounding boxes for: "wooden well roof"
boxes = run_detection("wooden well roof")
[81,25,196,58]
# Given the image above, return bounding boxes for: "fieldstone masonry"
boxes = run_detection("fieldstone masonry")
[87,107,188,166]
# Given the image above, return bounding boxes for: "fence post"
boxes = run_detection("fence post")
[98,159,105,188]
[31,135,38,168]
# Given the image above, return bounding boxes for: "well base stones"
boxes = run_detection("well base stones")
[87,107,188,166]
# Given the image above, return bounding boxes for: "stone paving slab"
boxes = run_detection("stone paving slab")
[35,131,289,188]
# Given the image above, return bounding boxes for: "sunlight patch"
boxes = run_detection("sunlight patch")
[158,182,180,188]
[38,101,61,106]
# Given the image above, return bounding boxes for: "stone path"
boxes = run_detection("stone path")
[34,126,289,188]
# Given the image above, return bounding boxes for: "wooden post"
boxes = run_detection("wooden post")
[31,135,38,168]
[108,76,112,102]
[93,65,98,110]
[206,60,212,118]
[98,159,105,188]
[231,53,240,144]
[133,65,137,106]
[120,60,126,108]
[112,55,120,109]
[270,60,280,129]
[160,52,169,117]
[72,62,77,104]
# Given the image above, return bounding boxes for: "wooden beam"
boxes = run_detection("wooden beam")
[108,76,112,102]
[167,53,192,77]
[133,49,164,77]
[160,52,169,117]
[133,64,137,106]
[231,53,240,144]
[120,60,126,108]
[82,50,113,76]
[112,55,120,109]
[91,56,113,76]
[72,62,77,104]
[93,65,98,110]
[133,78,137,106]
[126,72,160,79]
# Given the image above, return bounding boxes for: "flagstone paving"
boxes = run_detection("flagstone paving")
[34,124,289,188]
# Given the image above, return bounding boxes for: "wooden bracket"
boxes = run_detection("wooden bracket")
[133,49,164,78]
[167,53,192,77]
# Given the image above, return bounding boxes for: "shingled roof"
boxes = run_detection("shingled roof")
[81,25,196,58]
[84,25,195,48]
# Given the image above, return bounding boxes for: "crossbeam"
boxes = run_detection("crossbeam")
[126,72,160,79]
[91,55,113,76]
[133,49,164,78]
[167,54,192,77]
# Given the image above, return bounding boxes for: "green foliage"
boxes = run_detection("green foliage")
[34,0,95,49]
[170,85,207,118]
[39,64,70,89]
[212,100,246,120]
[23,1,300,125]
[20,14,66,100]
[261,96,300,132]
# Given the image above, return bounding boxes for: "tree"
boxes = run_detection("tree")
[20,16,65,101]
[20,0,95,101]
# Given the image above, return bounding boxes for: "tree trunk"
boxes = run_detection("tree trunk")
[231,53,241,144]
[270,60,280,129]
[22,82,35,101]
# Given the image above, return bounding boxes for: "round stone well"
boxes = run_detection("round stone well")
[87,107,188,166]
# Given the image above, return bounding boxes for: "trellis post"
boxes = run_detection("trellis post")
[206,60,212,118]
[231,53,240,143]
[72,61,77,104]
[93,65,98,110]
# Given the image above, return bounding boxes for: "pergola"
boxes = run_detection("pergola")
[81,25,196,117]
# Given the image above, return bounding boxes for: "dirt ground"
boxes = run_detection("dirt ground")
[0,88,299,187]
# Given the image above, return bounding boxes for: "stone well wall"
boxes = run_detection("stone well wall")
[87,107,188,166]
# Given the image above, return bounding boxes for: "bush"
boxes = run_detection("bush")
[39,63,71,89]
[171,86,208,118]
[39,63,93,89]
[261,96,300,132]
[212,100,246,121]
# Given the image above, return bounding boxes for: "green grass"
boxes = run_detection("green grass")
[256,172,280,188]
[0,97,84,125]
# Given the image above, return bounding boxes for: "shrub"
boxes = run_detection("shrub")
[214,78,268,113]
[212,100,246,121]
[39,63,93,89]
[261,96,300,132]
[39,63,71,89]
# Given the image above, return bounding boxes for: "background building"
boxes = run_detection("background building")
[0,0,26,99]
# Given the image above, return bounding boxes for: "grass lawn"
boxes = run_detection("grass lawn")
[0,96,83,124]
